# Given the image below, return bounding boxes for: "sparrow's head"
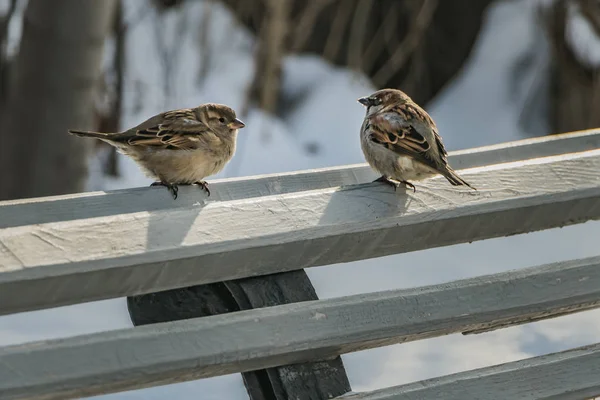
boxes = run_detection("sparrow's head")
[358,89,412,116]
[196,103,245,135]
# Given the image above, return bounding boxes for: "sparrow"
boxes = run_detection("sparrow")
[69,103,245,199]
[358,88,475,192]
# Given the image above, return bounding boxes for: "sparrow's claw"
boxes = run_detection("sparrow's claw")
[194,181,210,197]
[400,180,416,193]
[373,176,416,192]
[373,176,400,191]
[151,181,179,199]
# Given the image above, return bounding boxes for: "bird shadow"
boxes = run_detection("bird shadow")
[141,179,412,283]
[143,195,207,254]
[0,166,374,229]
[295,181,412,268]
[318,182,411,225]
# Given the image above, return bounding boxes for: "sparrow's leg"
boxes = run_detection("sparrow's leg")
[193,181,210,197]
[399,180,416,193]
[373,175,400,191]
[151,181,179,199]
[373,176,416,192]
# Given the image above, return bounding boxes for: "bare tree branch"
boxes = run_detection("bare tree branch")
[346,0,371,70]
[372,0,438,87]
[0,0,17,57]
[362,1,401,73]
[220,0,492,109]
[323,0,354,62]
[577,0,600,37]
[290,0,335,52]
[541,0,600,134]
[0,0,18,104]
[250,0,290,116]
[196,0,214,86]
[96,0,125,177]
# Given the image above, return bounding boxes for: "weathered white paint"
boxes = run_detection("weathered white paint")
[1,256,600,399]
[1,129,599,229]
[339,343,600,400]
[1,149,600,315]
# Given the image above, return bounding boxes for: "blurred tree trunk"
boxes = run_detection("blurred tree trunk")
[0,0,116,201]
[0,0,17,105]
[95,0,125,178]
[250,0,291,114]
[543,0,600,134]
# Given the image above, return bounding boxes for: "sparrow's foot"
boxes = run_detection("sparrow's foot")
[151,181,179,199]
[373,176,416,192]
[399,180,416,193]
[193,181,210,197]
[373,175,401,191]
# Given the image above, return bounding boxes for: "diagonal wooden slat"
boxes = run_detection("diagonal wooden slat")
[126,271,352,400]
[337,343,600,400]
[1,149,600,315]
[1,129,599,229]
[2,255,600,399]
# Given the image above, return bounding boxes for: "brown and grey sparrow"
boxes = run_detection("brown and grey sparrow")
[69,103,245,199]
[358,88,475,192]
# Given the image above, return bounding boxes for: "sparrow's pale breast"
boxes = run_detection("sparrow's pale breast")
[121,144,234,184]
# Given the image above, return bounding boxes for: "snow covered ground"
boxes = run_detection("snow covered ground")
[1,0,600,398]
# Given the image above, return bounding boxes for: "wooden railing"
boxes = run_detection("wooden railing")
[1,129,600,399]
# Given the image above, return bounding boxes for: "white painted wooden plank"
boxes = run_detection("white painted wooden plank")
[1,149,600,315]
[2,256,600,400]
[1,129,599,229]
[338,343,600,400]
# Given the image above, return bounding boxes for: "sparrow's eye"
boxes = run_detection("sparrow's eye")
[218,117,225,123]
[370,97,381,106]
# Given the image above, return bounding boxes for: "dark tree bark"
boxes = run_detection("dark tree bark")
[0,0,117,200]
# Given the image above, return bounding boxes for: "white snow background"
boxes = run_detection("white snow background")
[1,0,600,399]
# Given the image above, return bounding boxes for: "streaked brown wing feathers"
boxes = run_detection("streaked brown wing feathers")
[126,110,210,150]
[404,103,451,165]
[369,115,431,154]
[368,105,445,171]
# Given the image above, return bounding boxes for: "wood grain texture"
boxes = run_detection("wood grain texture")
[1,149,600,315]
[1,129,599,229]
[2,256,600,399]
[338,343,600,400]
[127,271,351,400]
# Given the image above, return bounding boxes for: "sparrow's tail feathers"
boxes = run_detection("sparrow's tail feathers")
[68,129,111,139]
[443,167,476,190]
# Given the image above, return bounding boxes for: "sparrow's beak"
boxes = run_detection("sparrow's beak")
[358,97,371,107]
[228,118,245,129]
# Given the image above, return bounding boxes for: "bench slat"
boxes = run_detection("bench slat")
[338,343,600,400]
[1,149,600,315]
[2,255,600,399]
[1,129,599,230]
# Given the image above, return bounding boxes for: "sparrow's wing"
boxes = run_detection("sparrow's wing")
[368,103,450,172]
[123,109,217,150]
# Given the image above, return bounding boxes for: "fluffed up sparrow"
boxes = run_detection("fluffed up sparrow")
[358,88,475,192]
[70,103,245,199]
